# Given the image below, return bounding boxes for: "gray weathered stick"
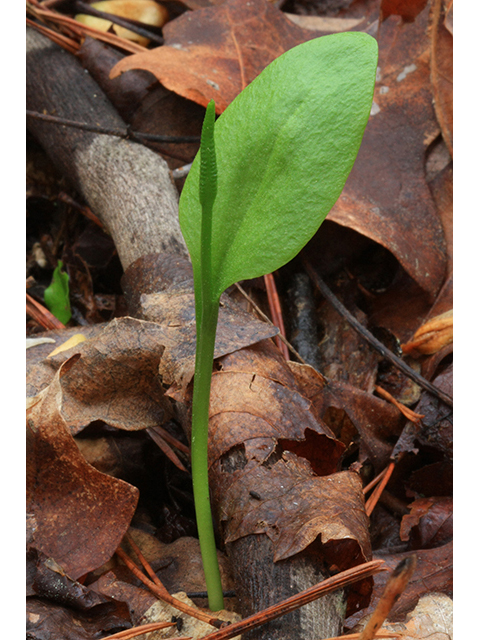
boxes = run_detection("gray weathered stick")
[26,27,187,271]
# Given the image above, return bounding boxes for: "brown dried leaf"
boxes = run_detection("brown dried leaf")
[400,497,453,548]
[208,341,344,471]
[431,0,453,155]
[320,379,404,471]
[47,317,173,435]
[26,598,130,640]
[328,4,447,298]
[27,361,139,580]
[380,0,429,22]
[218,458,371,565]
[110,0,331,112]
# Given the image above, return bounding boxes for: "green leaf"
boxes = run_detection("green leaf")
[179,32,378,300]
[44,260,71,324]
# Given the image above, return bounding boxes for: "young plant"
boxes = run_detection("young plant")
[44,260,72,325]
[179,31,378,611]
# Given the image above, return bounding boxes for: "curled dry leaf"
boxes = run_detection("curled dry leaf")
[38,317,173,435]
[110,0,331,112]
[179,341,374,613]
[401,310,452,356]
[208,341,345,472]
[217,457,370,565]
[400,497,453,549]
[122,254,278,388]
[27,359,139,580]
[328,3,447,299]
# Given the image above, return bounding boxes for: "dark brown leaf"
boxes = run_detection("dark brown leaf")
[400,497,453,548]
[26,598,130,640]
[217,457,371,566]
[27,363,139,579]
[380,0,429,22]
[328,3,447,299]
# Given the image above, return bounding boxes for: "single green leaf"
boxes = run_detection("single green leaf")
[179,32,378,300]
[44,260,71,324]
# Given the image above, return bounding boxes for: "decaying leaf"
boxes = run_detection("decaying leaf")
[328,2,447,299]
[110,0,331,112]
[122,253,279,387]
[218,458,370,565]
[400,497,453,548]
[27,360,139,579]
[207,341,345,471]
[32,317,173,435]
[26,597,130,640]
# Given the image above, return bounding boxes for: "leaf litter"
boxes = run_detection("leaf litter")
[26,0,453,636]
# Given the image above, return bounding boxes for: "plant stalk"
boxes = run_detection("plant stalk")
[191,99,224,611]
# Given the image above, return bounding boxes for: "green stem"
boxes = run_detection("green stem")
[190,99,224,611]
[191,295,223,611]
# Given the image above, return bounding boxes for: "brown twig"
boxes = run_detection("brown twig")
[365,461,396,516]
[115,547,225,629]
[358,556,417,640]
[362,465,388,496]
[264,272,289,359]
[26,292,66,330]
[26,109,201,143]
[303,260,453,408]
[200,560,386,640]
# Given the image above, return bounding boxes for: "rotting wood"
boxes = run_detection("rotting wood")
[26,28,370,639]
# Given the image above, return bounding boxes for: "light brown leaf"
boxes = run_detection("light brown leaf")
[110,0,332,112]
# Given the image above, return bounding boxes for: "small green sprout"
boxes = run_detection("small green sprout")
[179,32,378,610]
[44,260,71,325]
